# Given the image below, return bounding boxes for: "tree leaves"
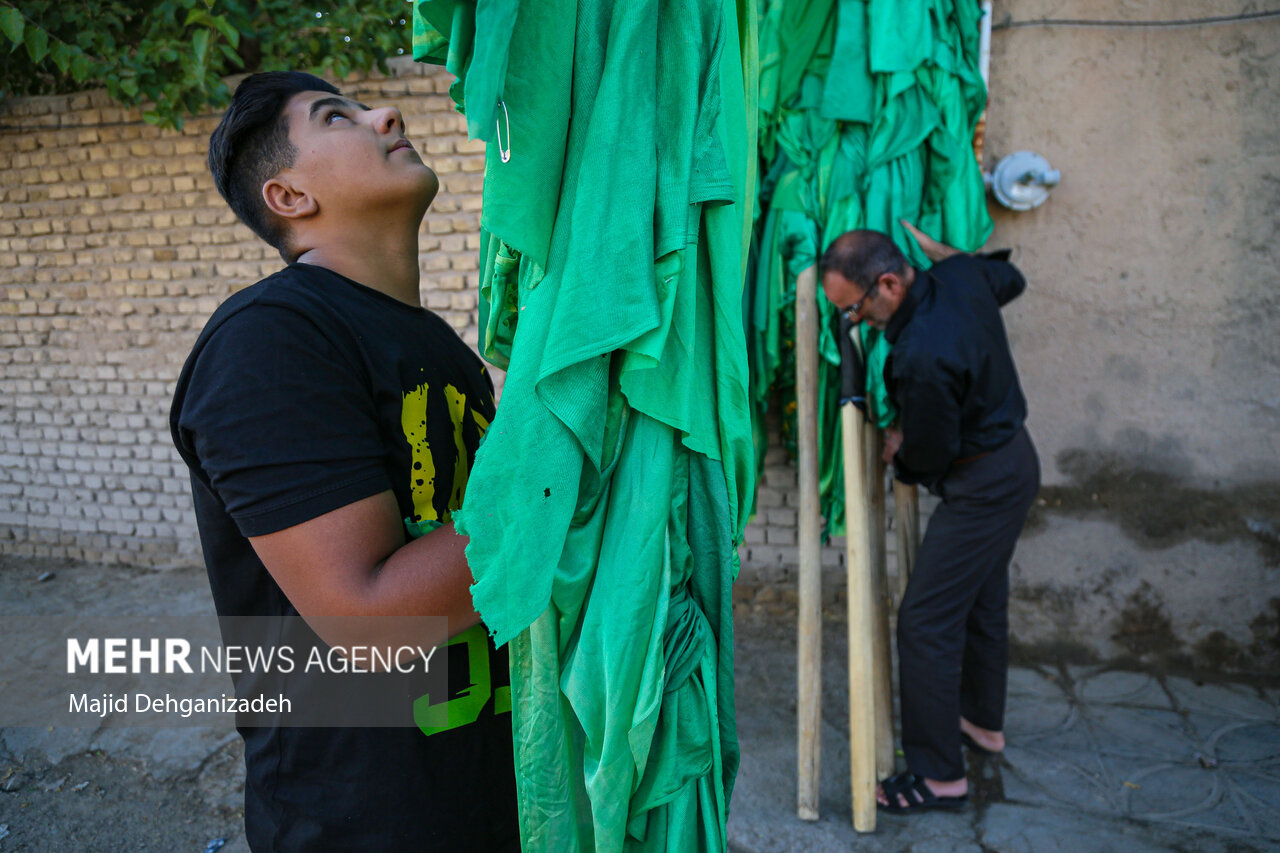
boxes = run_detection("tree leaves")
[0,0,411,128]
[186,8,240,48]
[69,53,91,83]
[0,7,22,45]
[23,23,48,63]
[192,28,208,68]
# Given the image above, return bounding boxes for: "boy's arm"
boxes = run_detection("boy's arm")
[249,490,480,655]
[175,301,484,657]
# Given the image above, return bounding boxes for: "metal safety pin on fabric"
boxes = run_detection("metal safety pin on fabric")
[495,100,511,163]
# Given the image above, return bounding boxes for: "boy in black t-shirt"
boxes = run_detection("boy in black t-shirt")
[170,72,519,851]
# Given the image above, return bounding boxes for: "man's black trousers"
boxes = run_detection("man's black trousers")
[897,427,1040,782]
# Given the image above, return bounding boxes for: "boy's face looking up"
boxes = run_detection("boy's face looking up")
[269,90,439,231]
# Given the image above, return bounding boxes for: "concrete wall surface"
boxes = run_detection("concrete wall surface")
[1,3,1278,674]
[979,0,1280,672]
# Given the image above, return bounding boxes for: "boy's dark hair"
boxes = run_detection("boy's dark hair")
[208,72,339,261]
[819,229,909,290]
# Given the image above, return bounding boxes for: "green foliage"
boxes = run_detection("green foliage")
[0,0,415,129]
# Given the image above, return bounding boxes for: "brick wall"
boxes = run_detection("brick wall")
[0,61,489,567]
[1,59,836,586]
[737,413,846,601]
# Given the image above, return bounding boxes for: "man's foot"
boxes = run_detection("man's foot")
[960,716,1005,754]
[876,771,968,813]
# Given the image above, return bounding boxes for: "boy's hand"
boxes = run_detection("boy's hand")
[900,220,961,263]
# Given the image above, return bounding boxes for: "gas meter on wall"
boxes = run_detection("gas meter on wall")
[986,151,1060,211]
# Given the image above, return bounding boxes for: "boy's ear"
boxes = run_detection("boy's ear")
[262,174,318,221]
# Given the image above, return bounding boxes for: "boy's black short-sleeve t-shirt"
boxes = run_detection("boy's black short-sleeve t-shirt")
[170,263,517,852]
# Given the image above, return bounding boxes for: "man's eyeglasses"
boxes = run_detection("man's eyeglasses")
[843,282,877,324]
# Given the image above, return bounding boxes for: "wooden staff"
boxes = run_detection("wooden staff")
[863,424,895,780]
[892,481,919,603]
[795,265,822,822]
[843,336,877,833]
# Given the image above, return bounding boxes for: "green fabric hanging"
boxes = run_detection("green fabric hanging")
[414,1,757,850]
[746,0,992,534]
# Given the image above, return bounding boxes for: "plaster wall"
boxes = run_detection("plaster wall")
[981,1,1280,671]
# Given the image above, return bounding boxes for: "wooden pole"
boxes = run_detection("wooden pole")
[795,265,822,822]
[892,481,919,604]
[864,426,896,780]
[843,348,877,832]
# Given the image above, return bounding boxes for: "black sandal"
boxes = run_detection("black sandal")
[878,771,968,814]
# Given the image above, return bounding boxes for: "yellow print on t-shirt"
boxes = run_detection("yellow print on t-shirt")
[400,380,505,737]
[400,381,489,538]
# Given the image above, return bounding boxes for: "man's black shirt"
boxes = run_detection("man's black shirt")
[882,252,1028,488]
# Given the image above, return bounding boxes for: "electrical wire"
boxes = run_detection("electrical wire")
[993,9,1280,31]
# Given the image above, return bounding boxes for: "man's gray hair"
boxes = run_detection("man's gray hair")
[819,230,908,289]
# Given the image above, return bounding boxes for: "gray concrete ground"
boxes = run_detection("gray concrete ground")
[730,602,1280,852]
[1,555,1276,852]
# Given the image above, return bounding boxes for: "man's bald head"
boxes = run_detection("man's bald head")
[819,229,909,291]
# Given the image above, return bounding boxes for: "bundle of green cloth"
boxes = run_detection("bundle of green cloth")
[747,0,993,535]
[413,1,758,849]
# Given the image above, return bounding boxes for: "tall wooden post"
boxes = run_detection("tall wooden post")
[863,427,896,780]
[795,266,822,822]
[843,344,877,833]
[892,481,919,603]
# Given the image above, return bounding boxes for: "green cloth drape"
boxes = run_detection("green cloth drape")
[414,1,757,849]
[746,0,992,534]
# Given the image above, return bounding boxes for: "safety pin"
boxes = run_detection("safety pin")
[495,99,511,163]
